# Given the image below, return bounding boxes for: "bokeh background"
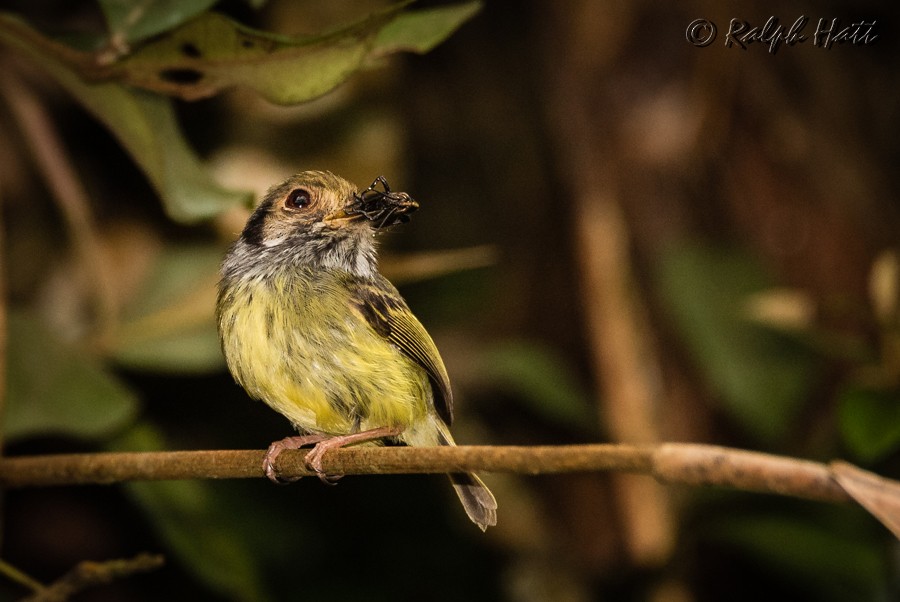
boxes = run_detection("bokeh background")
[1,1,899,600]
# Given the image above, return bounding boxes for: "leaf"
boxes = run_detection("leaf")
[107,3,480,103]
[111,425,269,601]
[372,1,481,55]
[123,93,251,222]
[4,312,138,441]
[0,12,252,222]
[655,245,821,442]
[0,2,477,215]
[477,340,595,430]
[832,461,900,540]
[110,244,225,373]
[98,0,219,45]
[838,386,900,462]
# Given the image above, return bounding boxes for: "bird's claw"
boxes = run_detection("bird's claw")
[305,445,343,485]
[262,435,326,484]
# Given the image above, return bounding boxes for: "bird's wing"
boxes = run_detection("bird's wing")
[349,275,454,425]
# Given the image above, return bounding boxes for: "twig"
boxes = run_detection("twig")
[21,553,164,602]
[0,70,117,346]
[0,444,853,505]
[0,559,44,594]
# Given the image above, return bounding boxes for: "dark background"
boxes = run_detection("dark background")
[1,1,899,600]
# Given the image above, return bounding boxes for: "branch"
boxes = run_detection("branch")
[22,553,164,602]
[0,443,853,504]
[15,443,900,537]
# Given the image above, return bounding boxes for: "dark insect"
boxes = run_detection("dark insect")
[350,176,419,228]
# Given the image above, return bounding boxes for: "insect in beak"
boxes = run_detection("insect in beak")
[345,176,419,229]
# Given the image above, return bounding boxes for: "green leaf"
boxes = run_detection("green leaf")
[111,244,225,373]
[111,425,268,601]
[372,1,481,54]
[655,245,821,442]
[98,0,219,44]
[839,386,900,462]
[478,340,594,431]
[110,3,479,104]
[0,2,476,213]
[0,12,252,222]
[4,312,138,441]
[125,93,251,222]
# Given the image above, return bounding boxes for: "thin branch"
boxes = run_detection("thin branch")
[0,559,44,594]
[0,443,853,505]
[22,553,164,602]
[0,70,118,346]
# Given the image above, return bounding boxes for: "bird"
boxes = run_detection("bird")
[215,170,497,530]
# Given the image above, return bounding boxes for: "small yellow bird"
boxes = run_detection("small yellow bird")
[216,170,497,530]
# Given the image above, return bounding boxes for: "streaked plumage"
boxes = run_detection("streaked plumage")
[216,170,496,529]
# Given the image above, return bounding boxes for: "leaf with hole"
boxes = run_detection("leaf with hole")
[108,2,481,103]
[0,12,252,222]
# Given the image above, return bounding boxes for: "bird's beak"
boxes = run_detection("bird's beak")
[324,208,365,223]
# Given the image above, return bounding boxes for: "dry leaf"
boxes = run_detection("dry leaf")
[831,460,900,540]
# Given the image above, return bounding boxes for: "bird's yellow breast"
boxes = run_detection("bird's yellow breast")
[217,270,431,436]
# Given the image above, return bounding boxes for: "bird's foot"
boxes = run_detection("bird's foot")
[305,426,403,484]
[263,434,328,484]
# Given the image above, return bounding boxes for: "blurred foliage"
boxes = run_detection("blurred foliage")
[1,0,899,601]
[476,339,595,433]
[0,12,250,222]
[111,424,267,601]
[5,311,137,441]
[0,1,490,600]
[656,245,822,443]
[0,1,477,221]
[97,0,222,45]
[839,386,900,463]
[699,504,889,602]
[110,243,223,372]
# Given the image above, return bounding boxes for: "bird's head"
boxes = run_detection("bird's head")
[235,170,418,276]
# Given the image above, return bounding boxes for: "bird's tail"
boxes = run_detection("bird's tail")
[435,423,497,531]
[448,472,497,531]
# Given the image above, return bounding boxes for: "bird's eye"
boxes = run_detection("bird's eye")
[285,188,311,209]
